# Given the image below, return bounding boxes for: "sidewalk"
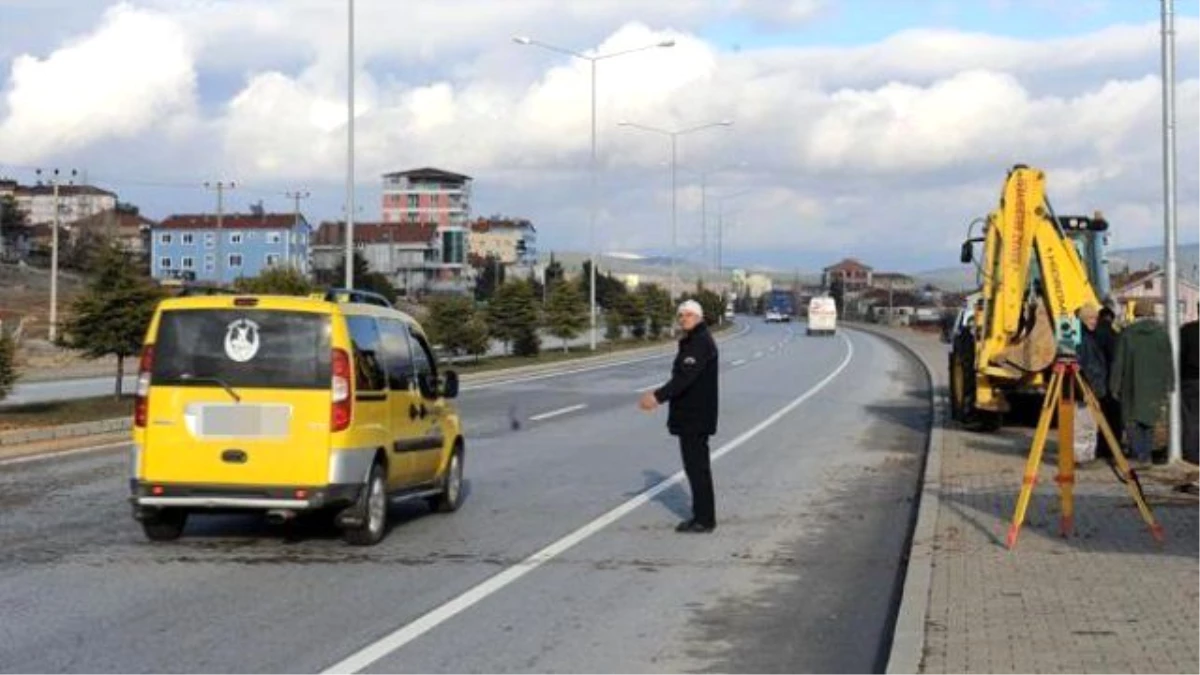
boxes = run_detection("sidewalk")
[870,325,1199,674]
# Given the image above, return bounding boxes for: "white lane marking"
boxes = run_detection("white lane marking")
[528,404,588,422]
[320,332,855,675]
[752,352,764,359]
[0,440,130,468]
[731,359,747,366]
[462,323,751,393]
[634,383,662,393]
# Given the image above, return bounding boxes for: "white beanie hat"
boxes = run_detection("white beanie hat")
[677,299,704,318]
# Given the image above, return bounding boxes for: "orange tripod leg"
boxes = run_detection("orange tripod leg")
[1057,367,1077,538]
[1008,368,1063,549]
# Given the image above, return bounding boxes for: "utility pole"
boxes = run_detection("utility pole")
[345,0,357,289]
[37,168,76,343]
[1161,0,1182,464]
[285,190,310,271]
[204,181,236,285]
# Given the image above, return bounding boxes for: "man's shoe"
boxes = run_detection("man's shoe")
[676,520,715,534]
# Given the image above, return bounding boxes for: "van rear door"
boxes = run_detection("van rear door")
[141,308,333,487]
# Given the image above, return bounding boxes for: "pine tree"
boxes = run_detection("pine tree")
[639,283,674,339]
[544,280,587,352]
[461,311,491,361]
[488,279,539,355]
[60,243,165,398]
[619,291,647,339]
[233,266,313,296]
[0,329,18,401]
[425,294,482,355]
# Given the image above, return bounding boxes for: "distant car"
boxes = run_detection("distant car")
[764,309,788,323]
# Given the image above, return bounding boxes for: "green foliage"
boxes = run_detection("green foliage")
[543,254,565,289]
[233,266,313,296]
[638,283,674,339]
[605,310,623,341]
[488,279,540,355]
[0,329,18,401]
[578,260,628,310]
[333,253,397,302]
[618,290,647,339]
[474,254,505,301]
[425,294,486,356]
[544,280,588,352]
[60,243,164,397]
[460,312,491,360]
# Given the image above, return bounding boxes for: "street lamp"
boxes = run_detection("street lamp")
[713,188,753,276]
[674,160,748,276]
[513,34,674,350]
[1160,0,1182,464]
[619,120,734,301]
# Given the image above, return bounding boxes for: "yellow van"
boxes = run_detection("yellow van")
[129,289,465,546]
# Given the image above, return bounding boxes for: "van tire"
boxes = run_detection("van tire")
[428,446,464,514]
[343,462,388,546]
[142,509,188,542]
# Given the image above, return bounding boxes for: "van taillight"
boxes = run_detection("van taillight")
[134,345,155,428]
[331,348,352,432]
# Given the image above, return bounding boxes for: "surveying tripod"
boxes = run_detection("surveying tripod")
[1006,355,1165,549]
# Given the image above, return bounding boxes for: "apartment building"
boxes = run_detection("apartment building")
[468,216,537,265]
[152,213,312,285]
[0,178,117,226]
[312,221,439,296]
[380,167,472,293]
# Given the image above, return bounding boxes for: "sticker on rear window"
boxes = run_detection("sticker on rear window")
[224,318,261,362]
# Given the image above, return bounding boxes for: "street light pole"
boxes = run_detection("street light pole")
[1161,0,1182,464]
[345,0,356,289]
[513,35,674,350]
[618,119,734,302]
[37,167,76,343]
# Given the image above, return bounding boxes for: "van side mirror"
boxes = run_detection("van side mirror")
[959,241,974,264]
[417,372,437,399]
[442,370,460,399]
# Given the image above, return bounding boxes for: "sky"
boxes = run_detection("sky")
[0,0,1197,273]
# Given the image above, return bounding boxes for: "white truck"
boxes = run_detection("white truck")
[807,296,838,336]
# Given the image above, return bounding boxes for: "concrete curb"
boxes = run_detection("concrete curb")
[0,417,131,448]
[848,323,945,675]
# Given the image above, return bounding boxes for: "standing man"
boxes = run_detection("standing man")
[1094,305,1122,459]
[639,299,719,533]
[1181,309,1198,466]
[1111,299,1174,468]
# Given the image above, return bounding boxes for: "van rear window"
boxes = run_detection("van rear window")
[152,310,331,389]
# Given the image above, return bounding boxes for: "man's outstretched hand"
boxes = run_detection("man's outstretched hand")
[638,391,660,412]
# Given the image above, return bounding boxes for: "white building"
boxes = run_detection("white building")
[0,180,117,226]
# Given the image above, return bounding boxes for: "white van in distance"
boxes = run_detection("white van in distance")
[807,296,838,336]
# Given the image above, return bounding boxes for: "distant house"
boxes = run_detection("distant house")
[7,181,118,226]
[31,208,156,257]
[823,258,874,291]
[1113,268,1199,323]
[312,221,440,296]
[469,217,538,266]
[871,272,916,292]
[152,213,312,285]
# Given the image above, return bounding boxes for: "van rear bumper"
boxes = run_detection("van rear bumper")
[129,481,361,512]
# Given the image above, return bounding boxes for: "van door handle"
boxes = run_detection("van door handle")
[409,404,420,420]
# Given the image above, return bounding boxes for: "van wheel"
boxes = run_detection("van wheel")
[142,509,188,542]
[428,448,464,514]
[343,463,388,546]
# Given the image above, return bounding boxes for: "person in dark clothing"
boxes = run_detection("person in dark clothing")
[1074,305,1106,463]
[1181,313,1198,465]
[640,299,719,533]
[1095,305,1122,459]
[1111,300,1174,467]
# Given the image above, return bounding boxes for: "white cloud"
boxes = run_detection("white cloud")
[0,1,1195,270]
[0,2,197,162]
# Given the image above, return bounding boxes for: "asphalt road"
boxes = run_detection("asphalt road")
[0,321,931,673]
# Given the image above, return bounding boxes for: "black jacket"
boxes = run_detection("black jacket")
[654,322,719,436]
[1078,328,1108,399]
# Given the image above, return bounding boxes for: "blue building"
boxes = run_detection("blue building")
[151,213,312,285]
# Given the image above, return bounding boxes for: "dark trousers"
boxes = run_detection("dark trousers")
[678,434,716,527]
[1183,380,1198,465]
[1096,396,1123,459]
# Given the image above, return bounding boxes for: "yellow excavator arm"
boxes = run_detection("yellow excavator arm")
[960,165,1104,416]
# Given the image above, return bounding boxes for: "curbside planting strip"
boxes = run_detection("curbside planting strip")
[847,323,945,675]
[0,417,132,448]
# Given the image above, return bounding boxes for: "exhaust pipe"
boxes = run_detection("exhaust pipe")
[265,509,296,526]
